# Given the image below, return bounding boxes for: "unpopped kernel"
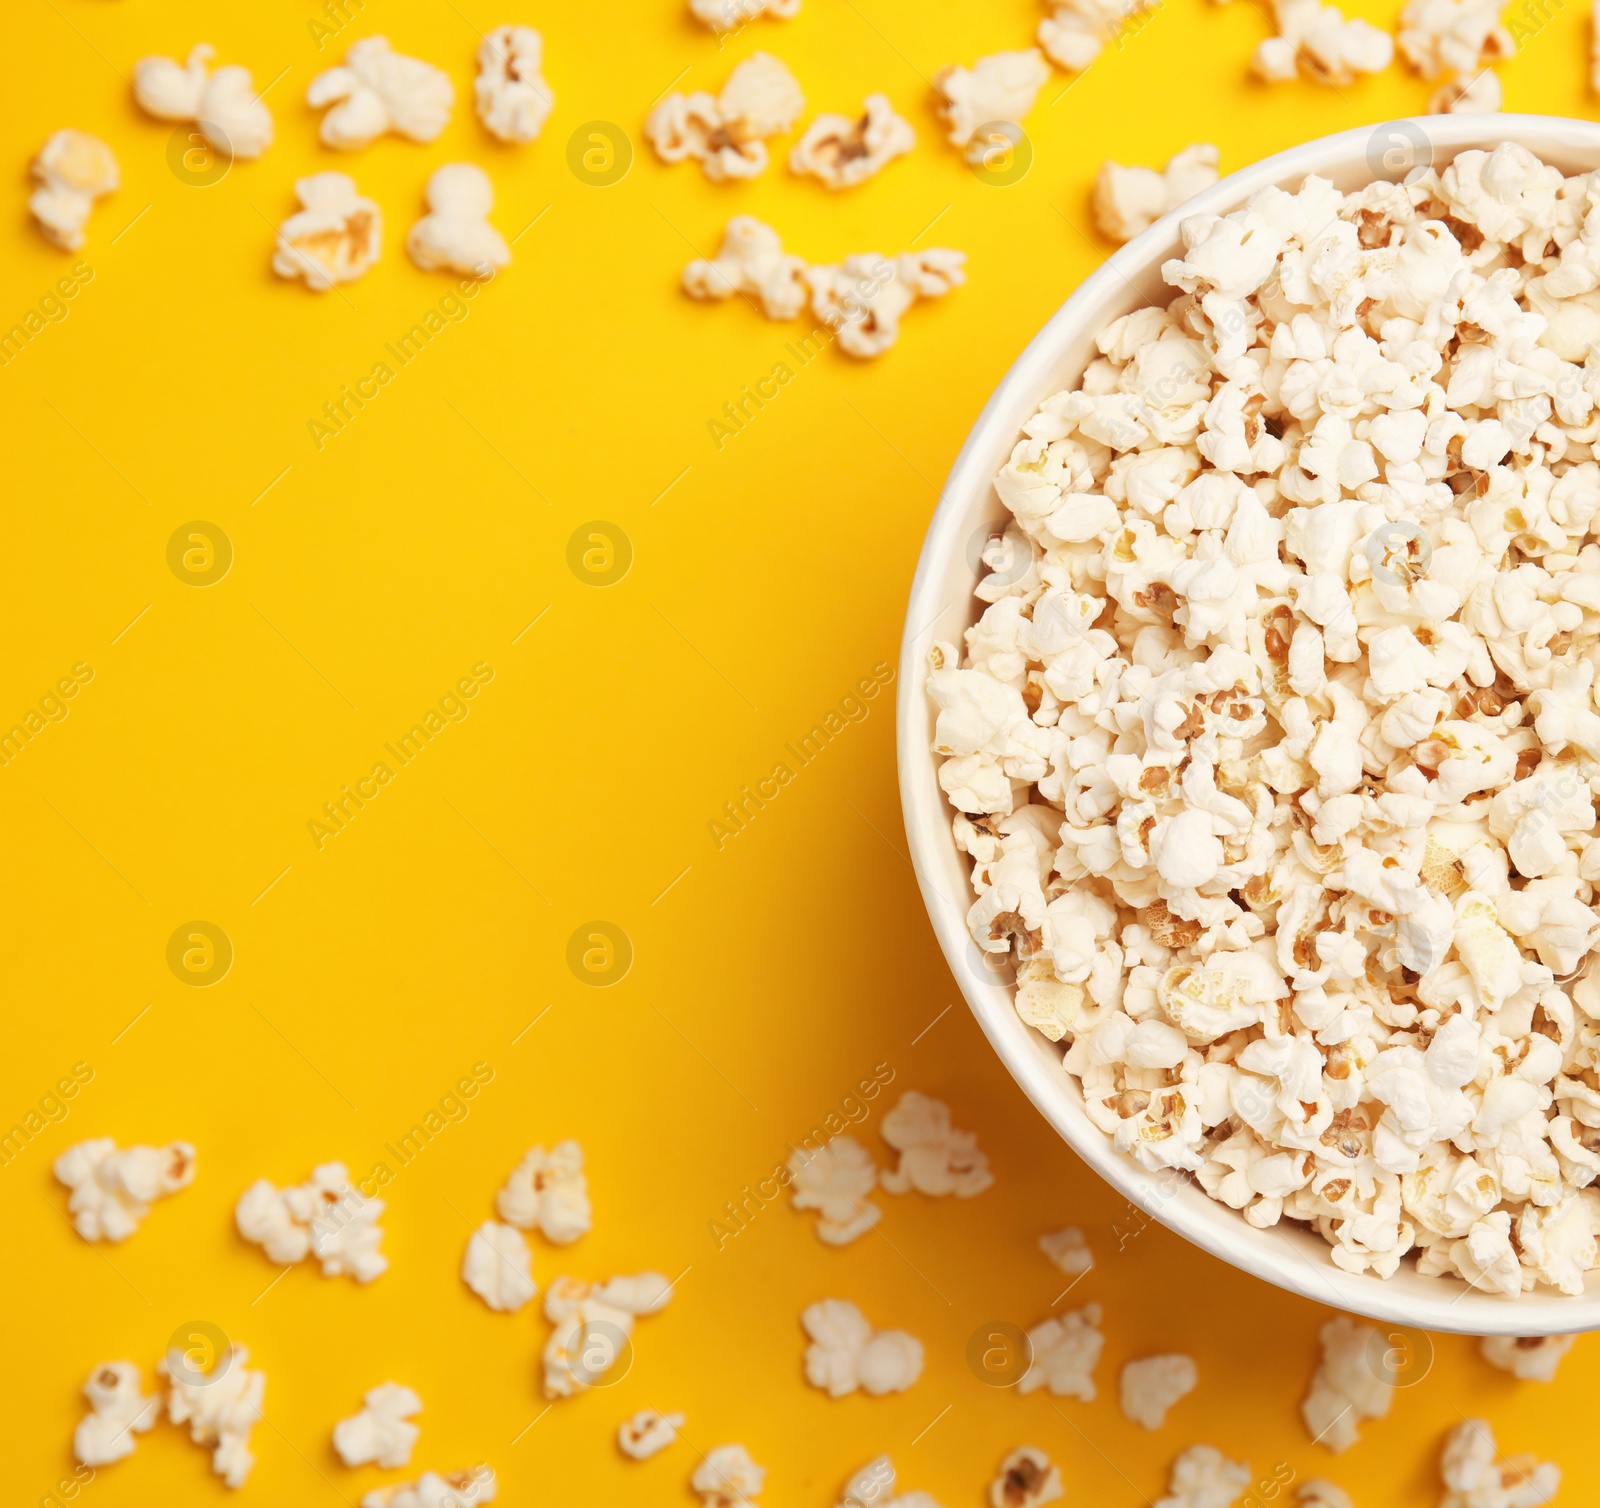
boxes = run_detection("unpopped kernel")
[988,1447,1063,1508]
[1479,1333,1575,1380]
[1121,1353,1198,1429]
[1093,146,1220,245]
[54,1139,194,1242]
[801,1298,924,1395]
[1439,1419,1559,1507]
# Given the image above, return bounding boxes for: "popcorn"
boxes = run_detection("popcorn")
[1397,0,1514,78]
[235,1162,387,1281]
[542,1272,671,1397]
[1302,1318,1391,1453]
[1157,1446,1250,1508]
[1429,70,1503,113]
[73,1362,158,1467]
[689,0,798,32]
[1092,146,1220,245]
[1121,1353,1198,1429]
[463,1220,537,1312]
[619,1409,684,1459]
[801,1299,924,1396]
[805,251,966,359]
[334,1383,422,1469]
[160,1343,265,1489]
[684,217,809,321]
[1039,1224,1094,1273]
[1018,1301,1103,1398]
[1250,0,1394,84]
[132,44,273,159]
[1297,1485,1354,1508]
[646,54,803,182]
[932,51,1050,148]
[789,95,915,190]
[362,1467,496,1508]
[29,131,117,250]
[54,1138,194,1242]
[1439,1419,1559,1507]
[406,164,511,276]
[496,1140,591,1243]
[272,174,381,292]
[693,1444,764,1508]
[989,1447,1062,1508]
[879,1090,993,1195]
[787,1135,881,1243]
[1039,0,1159,71]
[309,37,454,149]
[1479,1334,1575,1381]
[474,26,552,143]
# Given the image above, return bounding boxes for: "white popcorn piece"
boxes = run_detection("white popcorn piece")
[801,1298,924,1396]
[1039,1225,1094,1273]
[693,1444,765,1508]
[989,1447,1062,1508]
[542,1272,671,1397]
[787,1135,881,1243]
[271,173,381,292]
[362,1466,496,1508]
[1157,1446,1250,1508]
[879,1090,993,1196]
[1429,69,1503,112]
[463,1220,537,1313]
[54,1138,195,1242]
[1479,1334,1576,1382]
[1303,1319,1391,1453]
[1121,1353,1198,1429]
[132,44,273,159]
[1039,0,1160,71]
[1092,145,1220,244]
[474,26,553,143]
[496,1140,591,1244]
[789,95,914,190]
[234,1162,387,1281]
[29,131,117,250]
[73,1362,158,1467]
[689,0,799,32]
[406,164,510,276]
[683,216,809,322]
[646,53,804,182]
[1439,1420,1559,1507]
[1251,0,1394,84]
[1019,1301,1104,1398]
[1398,0,1514,79]
[619,1408,684,1459]
[309,37,454,149]
[334,1383,422,1469]
[933,50,1050,147]
[1297,1484,1354,1508]
[160,1343,265,1490]
[837,1456,945,1508]
[806,250,966,359]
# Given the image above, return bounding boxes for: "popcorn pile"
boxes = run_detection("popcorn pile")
[928,143,1600,1297]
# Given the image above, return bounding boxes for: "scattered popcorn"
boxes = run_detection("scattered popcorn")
[1038,1225,1094,1273]
[879,1090,993,1195]
[930,142,1600,1296]
[474,25,553,143]
[73,1362,158,1467]
[496,1141,591,1244]
[308,37,454,149]
[1121,1353,1198,1429]
[619,1408,684,1459]
[160,1343,265,1490]
[1397,0,1514,79]
[1092,145,1220,244]
[693,1444,765,1508]
[1297,1484,1354,1508]
[334,1383,422,1469]
[1039,0,1159,71]
[362,1466,497,1508]
[801,1298,924,1396]
[787,1135,881,1243]
[1428,70,1503,112]
[543,1272,672,1397]
[688,0,799,32]
[29,131,117,250]
[463,1220,537,1313]
[132,44,273,159]
[646,53,804,182]
[1439,1420,1559,1507]
[54,1138,195,1242]
[235,1162,387,1281]
[932,51,1050,148]
[406,164,510,276]
[789,95,915,189]
[1480,1334,1576,1381]
[271,173,381,292]
[1157,1446,1250,1508]
[989,1447,1063,1508]
[1303,1319,1391,1453]
[1018,1301,1104,1398]
[1250,0,1394,84]
[807,250,966,358]
[683,217,809,321]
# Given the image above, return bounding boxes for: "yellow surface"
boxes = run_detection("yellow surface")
[3,0,1597,1503]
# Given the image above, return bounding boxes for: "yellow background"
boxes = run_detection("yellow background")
[3,0,1595,1503]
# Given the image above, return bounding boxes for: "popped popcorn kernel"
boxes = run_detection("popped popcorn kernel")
[693,1444,765,1508]
[1121,1353,1198,1429]
[689,0,799,33]
[789,95,915,190]
[542,1272,671,1397]
[989,1446,1063,1508]
[309,36,454,149]
[1250,0,1394,84]
[1479,1333,1575,1381]
[475,25,553,143]
[1019,1301,1104,1398]
[73,1362,158,1467]
[646,53,803,182]
[1039,0,1159,71]
[133,44,273,159]
[272,173,381,292]
[1397,0,1514,79]
[1039,1224,1094,1273]
[787,1135,881,1243]
[837,1455,945,1508]
[462,1220,538,1312]
[54,1138,194,1242]
[806,251,967,359]
[1157,1445,1250,1508]
[1303,1318,1391,1453]
[801,1298,924,1395]
[361,1466,496,1508]
[880,1089,993,1195]
[496,1140,591,1243]
[619,1408,684,1459]
[235,1161,386,1281]
[29,131,117,250]
[406,164,510,276]
[684,217,809,321]
[932,51,1050,148]
[160,1343,265,1489]
[333,1383,422,1469]
[1439,1419,1559,1507]
[1428,69,1503,113]
[1093,146,1220,245]
[1297,1483,1354,1508]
